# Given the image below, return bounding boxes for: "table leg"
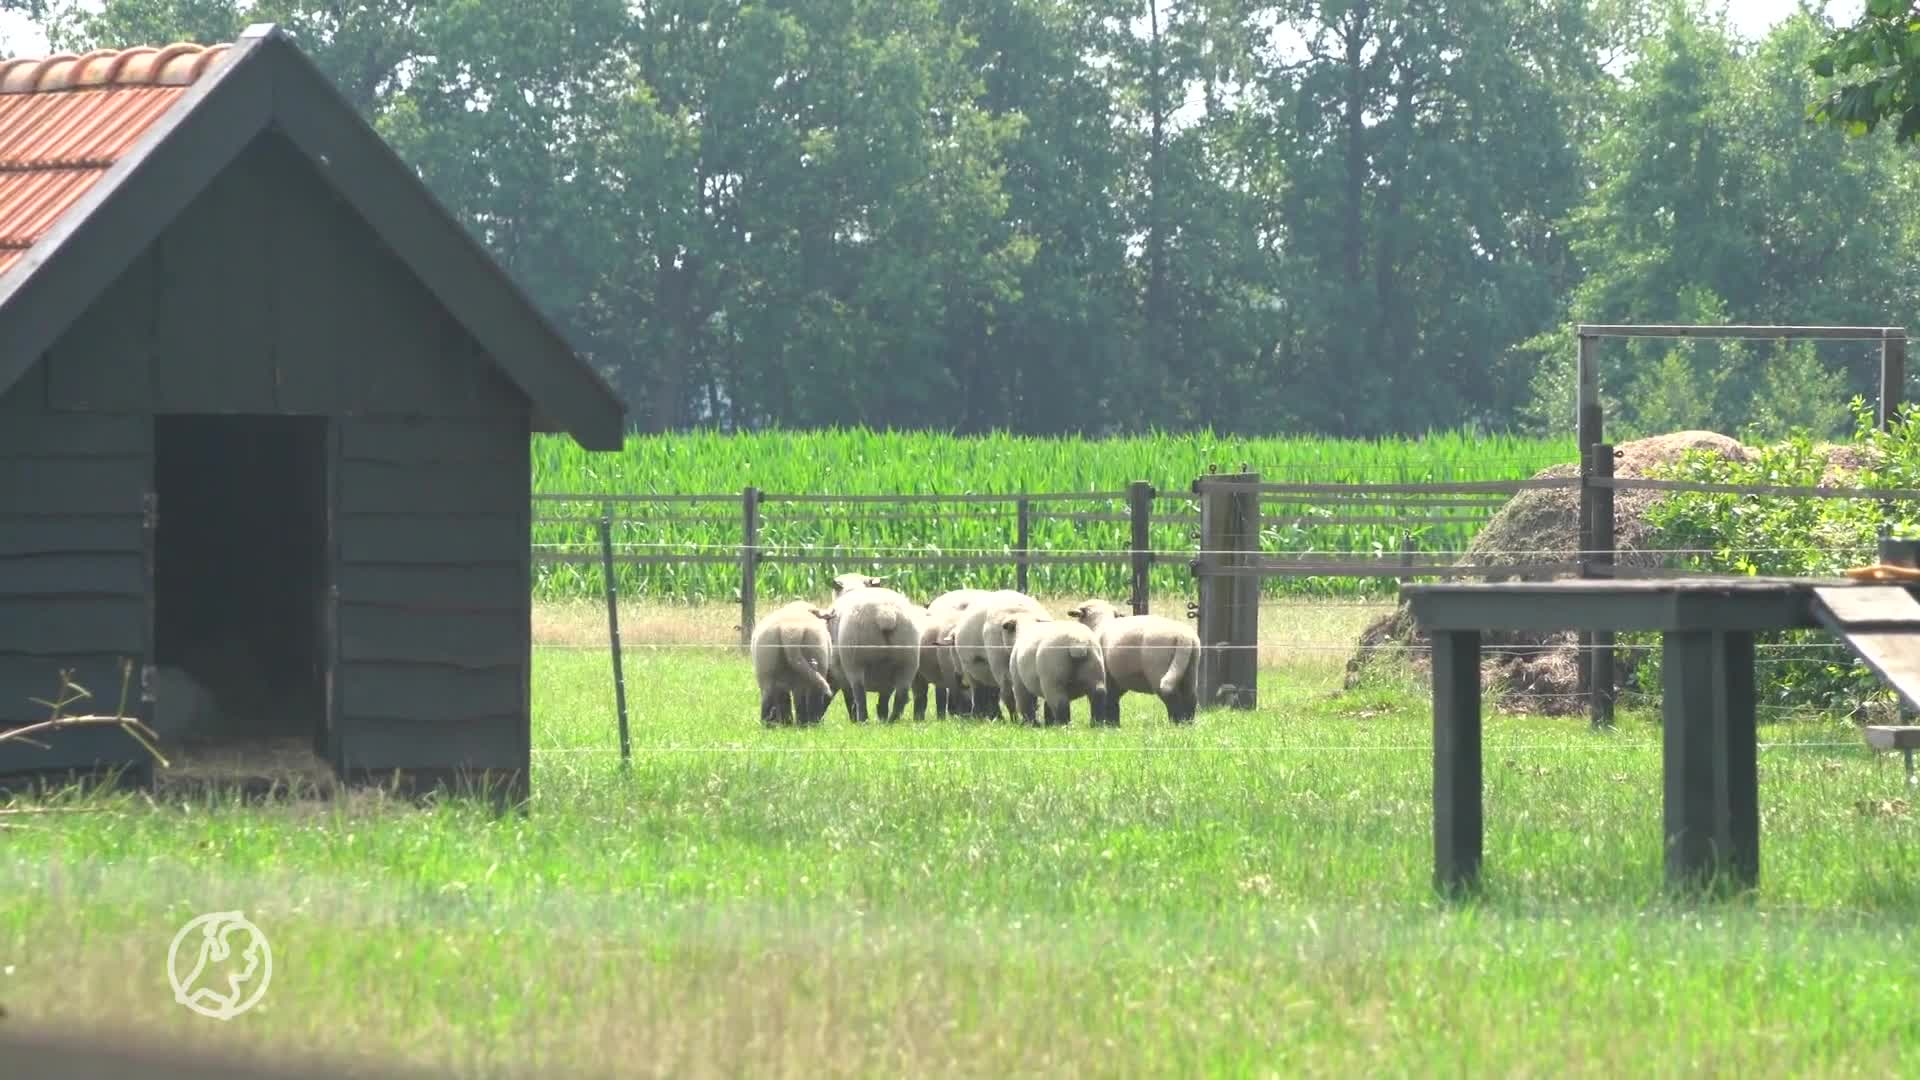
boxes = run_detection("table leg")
[1433,629,1482,894]
[1661,629,1758,891]
[1718,630,1759,889]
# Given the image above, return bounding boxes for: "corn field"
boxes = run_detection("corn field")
[530,427,1578,603]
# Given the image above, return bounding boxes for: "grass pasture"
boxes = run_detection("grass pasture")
[3,600,1920,1076]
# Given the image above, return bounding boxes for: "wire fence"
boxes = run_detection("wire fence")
[526,439,1920,766]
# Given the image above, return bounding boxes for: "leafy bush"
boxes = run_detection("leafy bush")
[1641,397,1920,714]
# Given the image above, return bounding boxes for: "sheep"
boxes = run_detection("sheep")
[824,582,923,723]
[1065,599,1200,725]
[948,589,1049,720]
[914,588,994,719]
[1004,611,1107,727]
[748,601,836,726]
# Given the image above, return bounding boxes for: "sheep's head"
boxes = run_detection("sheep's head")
[1067,599,1119,627]
[830,572,890,596]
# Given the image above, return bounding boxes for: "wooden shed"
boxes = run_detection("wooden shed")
[0,24,625,798]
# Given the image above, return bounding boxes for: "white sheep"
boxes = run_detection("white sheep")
[1065,599,1200,725]
[1004,611,1108,727]
[914,588,993,719]
[825,582,923,723]
[748,601,836,726]
[948,589,1048,720]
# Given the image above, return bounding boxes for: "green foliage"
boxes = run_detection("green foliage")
[3,0,1913,443]
[529,427,1575,603]
[1809,0,1920,142]
[1644,397,1920,710]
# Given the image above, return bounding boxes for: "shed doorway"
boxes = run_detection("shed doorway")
[152,415,331,755]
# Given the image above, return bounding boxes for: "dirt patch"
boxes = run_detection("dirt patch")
[1345,431,1753,713]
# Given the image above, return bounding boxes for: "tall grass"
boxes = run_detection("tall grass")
[531,427,1578,603]
[4,649,1916,1076]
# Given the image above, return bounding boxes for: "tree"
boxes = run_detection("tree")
[1809,0,1920,142]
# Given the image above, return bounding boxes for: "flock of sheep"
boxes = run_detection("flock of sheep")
[749,574,1202,728]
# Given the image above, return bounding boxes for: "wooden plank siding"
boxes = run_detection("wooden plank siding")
[332,415,530,774]
[0,375,149,750]
[6,120,549,792]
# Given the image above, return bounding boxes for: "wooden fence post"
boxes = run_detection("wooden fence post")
[740,486,760,650]
[1193,471,1260,710]
[598,512,631,764]
[1587,444,1616,730]
[1015,497,1032,593]
[1128,481,1154,614]
[1883,331,1907,432]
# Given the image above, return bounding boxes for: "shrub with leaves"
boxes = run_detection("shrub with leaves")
[1640,397,1920,715]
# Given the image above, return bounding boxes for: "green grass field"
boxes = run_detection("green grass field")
[4,600,1919,1077]
[531,428,1578,604]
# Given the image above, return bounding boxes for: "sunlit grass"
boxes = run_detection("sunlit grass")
[3,600,1918,1076]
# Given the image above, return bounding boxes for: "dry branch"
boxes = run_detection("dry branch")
[2,662,170,770]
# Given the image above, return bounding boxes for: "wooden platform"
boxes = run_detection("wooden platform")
[1402,575,1903,896]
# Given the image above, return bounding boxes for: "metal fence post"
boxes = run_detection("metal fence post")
[1128,481,1154,614]
[1883,331,1907,432]
[1589,444,1616,730]
[597,511,631,764]
[740,486,760,650]
[1016,497,1031,593]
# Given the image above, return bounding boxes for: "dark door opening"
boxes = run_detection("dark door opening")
[152,415,330,752]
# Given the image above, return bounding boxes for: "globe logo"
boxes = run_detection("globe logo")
[166,910,273,1020]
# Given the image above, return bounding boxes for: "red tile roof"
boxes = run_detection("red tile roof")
[0,42,232,276]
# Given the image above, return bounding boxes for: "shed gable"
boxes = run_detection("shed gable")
[40,132,526,418]
[0,25,626,449]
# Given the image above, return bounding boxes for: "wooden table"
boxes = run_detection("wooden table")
[1401,576,1868,894]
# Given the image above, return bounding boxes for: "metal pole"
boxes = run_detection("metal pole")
[1591,444,1616,730]
[1016,497,1031,593]
[740,486,760,650]
[598,513,631,765]
[1577,332,1602,711]
[1882,331,1907,432]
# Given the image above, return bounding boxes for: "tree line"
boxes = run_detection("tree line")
[8,0,1918,441]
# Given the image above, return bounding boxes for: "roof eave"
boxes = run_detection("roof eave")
[250,26,630,453]
[0,27,275,400]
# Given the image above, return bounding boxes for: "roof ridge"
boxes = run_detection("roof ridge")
[0,42,232,94]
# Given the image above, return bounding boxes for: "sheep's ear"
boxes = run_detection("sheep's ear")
[809,607,831,620]
[1066,606,1084,618]
[1000,618,1018,633]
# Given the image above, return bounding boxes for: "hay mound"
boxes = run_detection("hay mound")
[1346,431,1752,713]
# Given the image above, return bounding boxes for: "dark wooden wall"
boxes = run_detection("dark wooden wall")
[3,128,537,783]
[0,370,150,755]
[334,415,530,776]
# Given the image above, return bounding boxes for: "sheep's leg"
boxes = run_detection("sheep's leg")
[934,682,948,720]
[1044,694,1072,727]
[1012,682,1038,726]
[760,690,781,727]
[971,683,999,720]
[1087,687,1111,727]
[913,676,931,721]
[1162,686,1197,725]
